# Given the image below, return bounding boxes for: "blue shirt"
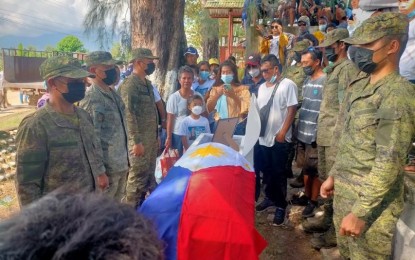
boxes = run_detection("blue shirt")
[241,75,265,97]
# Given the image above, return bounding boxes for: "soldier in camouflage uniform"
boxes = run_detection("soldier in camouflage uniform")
[15,56,109,206]
[321,13,415,259]
[280,40,309,185]
[305,28,360,249]
[79,51,129,201]
[282,40,309,100]
[118,48,159,208]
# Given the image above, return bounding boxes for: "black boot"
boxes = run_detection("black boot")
[302,199,333,233]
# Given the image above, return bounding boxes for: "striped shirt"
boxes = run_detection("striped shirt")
[297,75,326,144]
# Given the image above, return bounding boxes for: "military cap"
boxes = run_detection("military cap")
[130,48,159,62]
[292,40,311,52]
[84,51,122,67]
[343,12,408,45]
[298,16,310,26]
[40,56,94,80]
[318,28,349,48]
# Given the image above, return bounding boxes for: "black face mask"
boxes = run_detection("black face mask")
[325,48,338,62]
[303,66,315,76]
[145,62,156,75]
[347,46,357,62]
[102,68,117,85]
[59,81,86,104]
[350,46,384,74]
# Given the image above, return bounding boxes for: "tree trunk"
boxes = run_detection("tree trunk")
[202,36,219,60]
[200,9,219,61]
[130,0,186,99]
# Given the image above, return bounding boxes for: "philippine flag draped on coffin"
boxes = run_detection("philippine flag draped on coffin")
[140,142,267,260]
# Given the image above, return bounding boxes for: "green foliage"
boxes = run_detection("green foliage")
[185,0,219,56]
[56,35,87,53]
[110,42,131,63]
[111,42,122,59]
[17,43,24,56]
[44,45,56,52]
[26,45,38,57]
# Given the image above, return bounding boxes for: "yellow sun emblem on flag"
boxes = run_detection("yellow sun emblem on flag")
[189,144,225,158]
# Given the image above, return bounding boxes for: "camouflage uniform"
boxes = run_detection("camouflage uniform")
[15,56,105,206]
[79,51,129,201]
[282,40,309,177]
[329,13,415,259]
[118,48,159,207]
[282,40,309,102]
[317,29,360,181]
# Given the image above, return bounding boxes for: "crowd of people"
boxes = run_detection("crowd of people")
[1,0,415,259]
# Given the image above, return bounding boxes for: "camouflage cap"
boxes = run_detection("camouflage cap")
[40,56,94,80]
[130,48,159,61]
[84,51,122,67]
[318,28,349,48]
[291,40,311,52]
[343,12,408,45]
[298,16,310,26]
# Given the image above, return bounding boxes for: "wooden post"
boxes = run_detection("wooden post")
[227,9,234,58]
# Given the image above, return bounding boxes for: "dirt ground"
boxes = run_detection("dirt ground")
[0,90,327,259]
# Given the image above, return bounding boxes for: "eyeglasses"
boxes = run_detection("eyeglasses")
[271,26,279,29]
[298,23,307,26]
[261,68,272,73]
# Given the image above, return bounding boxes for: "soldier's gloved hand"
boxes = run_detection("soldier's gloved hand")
[97,173,109,191]
[132,143,145,157]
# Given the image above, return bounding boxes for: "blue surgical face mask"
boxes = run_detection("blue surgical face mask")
[199,71,210,81]
[269,75,277,84]
[319,24,327,32]
[221,74,234,85]
[408,9,415,19]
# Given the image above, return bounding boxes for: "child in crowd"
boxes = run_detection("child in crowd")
[179,95,210,151]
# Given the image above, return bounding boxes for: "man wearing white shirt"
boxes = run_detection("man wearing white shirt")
[255,54,298,226]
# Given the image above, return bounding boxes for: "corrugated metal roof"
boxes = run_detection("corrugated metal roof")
[204,0,244,9]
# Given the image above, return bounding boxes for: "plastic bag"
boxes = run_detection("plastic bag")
[155,155,163,184]
[160,148,180,177]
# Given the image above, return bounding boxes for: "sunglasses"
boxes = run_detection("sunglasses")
[271,26,279,29]
[298,23,307,26]
[261,68,273,73]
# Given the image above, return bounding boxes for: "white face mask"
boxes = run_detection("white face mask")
[191,105,203,116]
[248,68,260,78]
